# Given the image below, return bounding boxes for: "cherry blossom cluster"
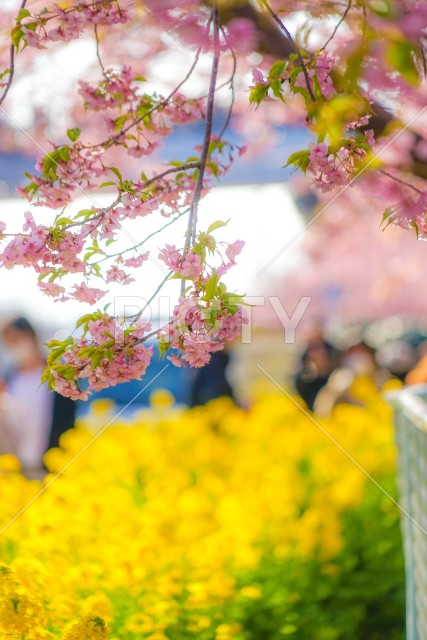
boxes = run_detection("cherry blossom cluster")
[41,226,246,396]
[13,1,129,49]
[156,227,246,368]
[305,133,375,193]
[18,142,107,208]
[43,313,153,400]
[159,294,245,368]
[0,201,156,302]
[79,66,206,157]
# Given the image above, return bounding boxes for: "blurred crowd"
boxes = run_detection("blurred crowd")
[1,314,427,476]
[294,320,427,415]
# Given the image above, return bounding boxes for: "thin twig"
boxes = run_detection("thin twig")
[0,0,28,108]
[128,271,173,321]
[94,24,107,78]
[60,195,122,231]
[380,169,425,196]
[141,162,200,189]
[217,26,236,141]
[91,208,189,264]
[261,0,315,101]
[321,0,352,51]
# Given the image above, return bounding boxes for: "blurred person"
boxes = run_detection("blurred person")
[190,349,235,407]
[314,340,389,415]
[0,317,75,474]
[340,341,378,377]
[376,340,418,382]
[294,326,339,410]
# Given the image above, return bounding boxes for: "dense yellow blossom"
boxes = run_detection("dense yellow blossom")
[0,378,399,637]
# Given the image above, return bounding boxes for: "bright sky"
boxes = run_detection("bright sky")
[0,184,304,338]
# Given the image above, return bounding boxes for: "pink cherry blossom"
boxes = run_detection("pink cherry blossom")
[225,239,245,262]
[124,253,149,268]
[180,252,203,278]
[38,281,66,298]
[106,265,135,285]
[73,282,107,304]
[158,244,184,272]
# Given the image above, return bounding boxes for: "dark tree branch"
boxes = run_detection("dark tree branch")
[0,0,28,108]
[185,4,220,250]
[260,0,315,101]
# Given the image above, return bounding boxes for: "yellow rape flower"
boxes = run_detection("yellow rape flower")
[61,615,109,639]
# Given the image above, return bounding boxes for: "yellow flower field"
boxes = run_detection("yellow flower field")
[0,379,404,639]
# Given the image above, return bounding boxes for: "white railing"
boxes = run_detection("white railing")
[389,385,427,640]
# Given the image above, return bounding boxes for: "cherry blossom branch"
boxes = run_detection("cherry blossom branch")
[321,0,353,51]
[0,0,28,108]
[36,0,117,24]
[91,208,189,264]
[100,40,205,151]
[380,169,426,196]
[260,0,315,101]
[140,162,201,190]
[60,195,122,231]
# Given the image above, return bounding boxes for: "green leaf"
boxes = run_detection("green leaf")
[76,209,96,219]
[218,282,227,296]
[270,79,285,101]
[107,166,123,185]
[16,8,31,21]
[76,313,96,330]
[58,146,71,162]
[386,40,419,85]
[343,46,367,87]
[67,127,81,142]
[268,60,286,79]
[54,217,73,226]
[48,347,66,364]
[249,84,269,106]
[11,26,24,49]
[92,351,105,369]
[158,340,170,358]
[42,154,58,179]
[284,149,310,169]
[206,219,228,234]
[99,181,117,188]
[204,273,220,301]
[369,0,395,17]
[380,207,395,231]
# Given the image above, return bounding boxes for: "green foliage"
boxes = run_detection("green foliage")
[233,476,405,640]
[386,40,419,85]
[67,127,81,142]
[249,83,269,106]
